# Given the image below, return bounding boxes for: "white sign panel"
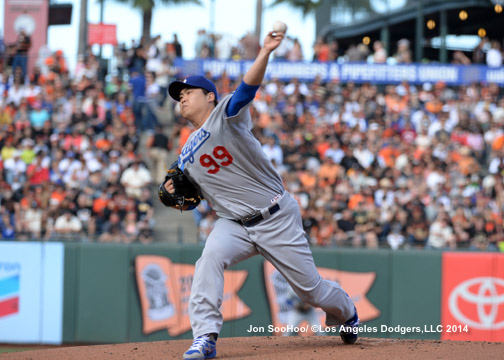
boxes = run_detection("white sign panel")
[41,243,64,344]
[0,242,64,344]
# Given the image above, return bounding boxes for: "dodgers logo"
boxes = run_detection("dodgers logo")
[179,128,211,170]
[449,276,504,330]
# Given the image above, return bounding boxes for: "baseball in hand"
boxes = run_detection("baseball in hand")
[272,20,287,34]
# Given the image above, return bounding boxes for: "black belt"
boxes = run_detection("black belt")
[233,203,280,227]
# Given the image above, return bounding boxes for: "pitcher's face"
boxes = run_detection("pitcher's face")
[179,88,214,121]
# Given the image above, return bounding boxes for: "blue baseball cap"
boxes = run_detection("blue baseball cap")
[168,75,218,102]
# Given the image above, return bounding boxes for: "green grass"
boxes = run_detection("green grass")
[0,347,45,354]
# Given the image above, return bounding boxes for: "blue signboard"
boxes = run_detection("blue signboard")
[173,59,503,85]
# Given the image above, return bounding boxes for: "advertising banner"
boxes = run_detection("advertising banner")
[263,261,379,336]
[441,253,504,342]
[173,59,503,86]
[135,255,251,337]
[0,242,42,343]
[88,23,117,46]
[0,242,64,344]
[0,261,20,319]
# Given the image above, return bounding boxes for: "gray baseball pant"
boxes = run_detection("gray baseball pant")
[189,191,355,338]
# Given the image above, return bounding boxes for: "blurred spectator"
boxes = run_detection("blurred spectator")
[52,210,83,241]
[17,201,43,240]
[317,156,340,187]
[452,51,471,65]
[123,211,140,243]
[98,223,125,243]
[387,223,405,250]
[114,43,128,77]
[345,43,370,62]
[313,37,329,62]
[486,40,502,68]
[328,40,340,62]
[240,32,260,60]
[473,37,488,64]
[324,140,344,164]
[0,32,4,63]
[172,34,183,58]
[120,159,152,199]
[26,151,50,185]
[195,29,210,58]
[488,149,504,175]
[29,102,49,130]
[75,193,95,238]
[261,136,283,167]
[334,209,357,246]
[450,206,470,246]
[340,145,362,172]
[128,46,147,73]
[469,215,492,250]
[0,212,15,240]
[312,213,336,247]
[137,188,155,227]
[129,69,146,130]
[75,55,99,81]
[272,35,290,61]
[7,77,24,106]
[230,46,241,61]
[426,212,456,250]
[144,71,160,130]
[146,125,171,183]
[146,35,163,73]
[11,29,31,81]
[155,57,175,107]
[287,38,303,62]
[4,150,26,185]
[406,204,429,248]
[372,41,387,63]
[137,218,154,244]
[395,39,412,64]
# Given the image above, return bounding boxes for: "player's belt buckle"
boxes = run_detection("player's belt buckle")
[236,203,280,227]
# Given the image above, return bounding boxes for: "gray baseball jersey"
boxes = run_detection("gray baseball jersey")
[180,94,355,339]
[178,94,283,219]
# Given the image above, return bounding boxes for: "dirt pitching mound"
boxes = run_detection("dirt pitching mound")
[2,336,503,360]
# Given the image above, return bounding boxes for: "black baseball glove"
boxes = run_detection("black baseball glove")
[158,162,202,211]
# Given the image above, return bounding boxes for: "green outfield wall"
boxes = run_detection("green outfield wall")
[61,244,446,343]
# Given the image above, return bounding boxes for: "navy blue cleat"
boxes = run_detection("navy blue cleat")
[183,333,217,360]
[340,307,359,345]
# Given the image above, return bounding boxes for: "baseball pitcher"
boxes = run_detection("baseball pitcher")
[160,30,359,360]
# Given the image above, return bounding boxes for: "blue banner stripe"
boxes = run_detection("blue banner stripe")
[0,276,20,297]
[173,59,504,85]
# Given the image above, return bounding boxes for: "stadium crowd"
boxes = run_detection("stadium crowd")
[0,49,157,244]
[188,77,504,252]
[122,28,501,67]
[1,30,504,252]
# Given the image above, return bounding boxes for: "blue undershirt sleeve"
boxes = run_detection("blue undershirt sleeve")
[226,80,260,117]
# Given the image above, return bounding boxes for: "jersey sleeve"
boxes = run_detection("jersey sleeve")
[225,80,260,117]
